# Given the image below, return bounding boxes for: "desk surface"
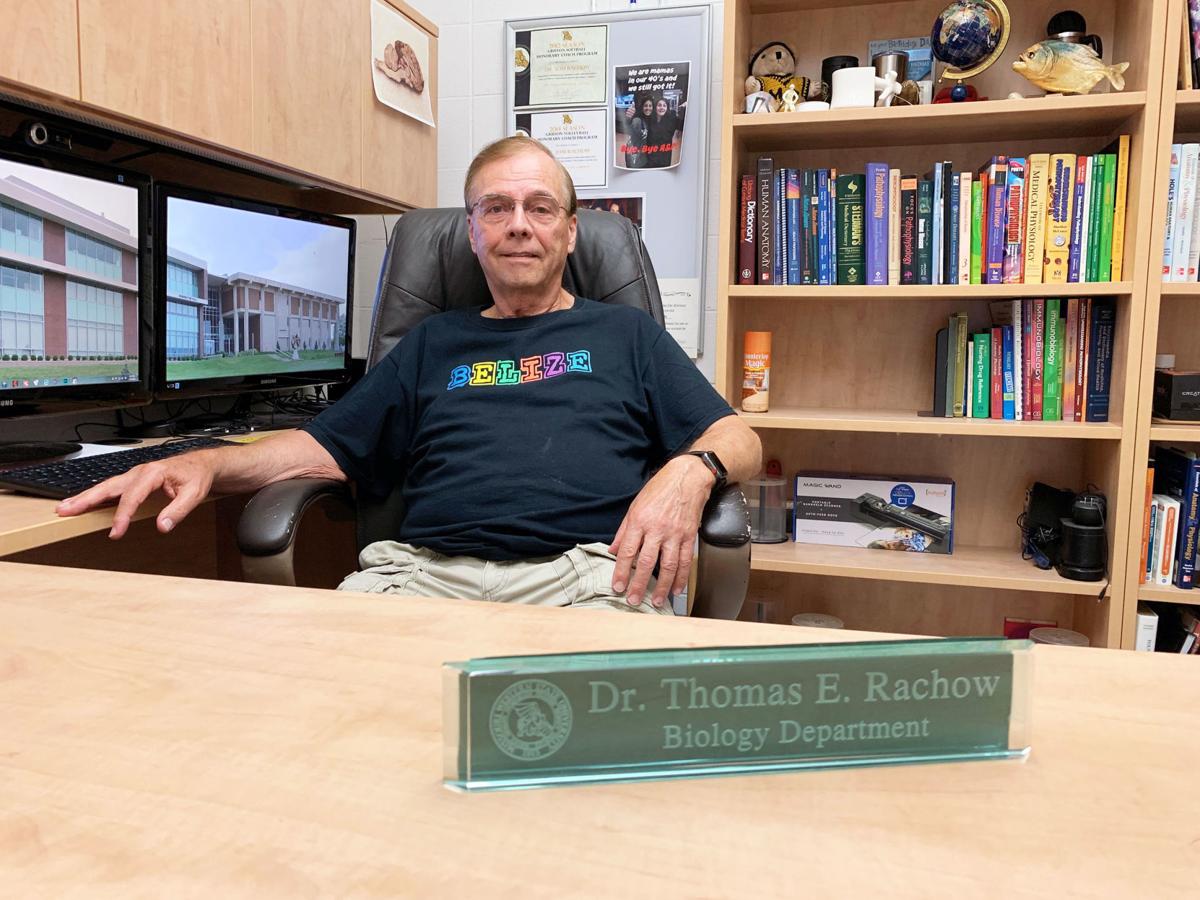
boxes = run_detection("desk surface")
[2,562,1198,897]
[0,488,168,556]
[0,436,272,556]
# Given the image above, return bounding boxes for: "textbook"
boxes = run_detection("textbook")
[836,173,866,285]
[1023,154,1049,285]
[1104,134,1130,280]
[865,162,889,285]
[1043,153,1076,282]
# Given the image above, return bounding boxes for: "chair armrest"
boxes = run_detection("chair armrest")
[237,478,354,585]
[699,482,753,547]
[691,484,751,619]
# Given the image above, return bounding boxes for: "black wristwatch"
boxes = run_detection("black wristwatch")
[687,450,728,491]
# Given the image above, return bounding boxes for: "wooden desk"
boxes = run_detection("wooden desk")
[0,480,251,581]
[0,436,354,584]
[1,563,1197,896]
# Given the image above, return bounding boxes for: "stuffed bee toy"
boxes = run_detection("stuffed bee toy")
[745,41,809,111]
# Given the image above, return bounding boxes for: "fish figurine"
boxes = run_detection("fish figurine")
[1011,40,1129,95]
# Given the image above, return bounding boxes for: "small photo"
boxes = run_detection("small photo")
[577,195,645,232]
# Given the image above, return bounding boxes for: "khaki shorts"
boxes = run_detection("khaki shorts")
[337,541,673,615]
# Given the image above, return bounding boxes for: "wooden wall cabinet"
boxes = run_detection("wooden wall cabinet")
[2,0,436,210]
[250,0,363,190]
[717,0,1171,648]
[78,0,253,153]
[0,0,80,99]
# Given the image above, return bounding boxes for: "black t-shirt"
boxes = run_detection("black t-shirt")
[303,298,733,560]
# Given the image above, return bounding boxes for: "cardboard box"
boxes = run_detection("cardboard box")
[792,472,955,554]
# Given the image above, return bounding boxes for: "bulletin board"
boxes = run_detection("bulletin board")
[505,6,712,357]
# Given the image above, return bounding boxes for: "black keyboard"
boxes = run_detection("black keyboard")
[0,437,233,500]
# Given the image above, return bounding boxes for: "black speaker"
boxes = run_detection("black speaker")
[1056,492,1108,581]
[1056,520,1107,581]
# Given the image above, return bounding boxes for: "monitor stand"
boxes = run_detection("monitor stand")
[0,441,83,465]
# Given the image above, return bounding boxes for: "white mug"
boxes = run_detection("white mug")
[829,66,877,109]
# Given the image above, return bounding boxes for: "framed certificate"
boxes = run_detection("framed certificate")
[514,25,608,109]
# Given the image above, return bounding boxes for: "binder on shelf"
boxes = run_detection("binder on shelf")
[933,326,949,417]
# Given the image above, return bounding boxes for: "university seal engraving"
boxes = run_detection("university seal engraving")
[488,679,574,761]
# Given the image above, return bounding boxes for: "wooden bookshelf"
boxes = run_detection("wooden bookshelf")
[1158,281,1200,295]
[751,541,1107,595]
[732,92,1147,153]
[742,407,1123,438]
[1138,584,1200,605]
[1149,421,1200,441]
[728,282,1133,300]
[1120,0,1200,649]
[717,0,1170,646]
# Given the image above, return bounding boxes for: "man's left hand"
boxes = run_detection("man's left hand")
[609,455,714,609]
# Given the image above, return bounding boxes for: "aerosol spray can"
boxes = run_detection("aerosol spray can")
[742,331,771,412]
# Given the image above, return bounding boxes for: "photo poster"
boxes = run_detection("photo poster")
[506,8,710,360]
[613,62,689,171]
[512,25,609,108]
[576,194,645,234]
[514,109,608,189]
[370,0,434,127]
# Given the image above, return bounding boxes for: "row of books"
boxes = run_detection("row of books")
[1138,446,1200,588]
[932,298,1116,421]
[1136,602,1200,654]
[737,138,1130,288]
[1160,142,1200,281]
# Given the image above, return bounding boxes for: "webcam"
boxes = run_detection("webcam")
[18,120,113,154]
[23,120,69,150]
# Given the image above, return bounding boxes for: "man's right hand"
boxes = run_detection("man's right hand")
[56,450,219,539]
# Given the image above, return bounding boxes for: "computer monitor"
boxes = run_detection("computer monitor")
[155,184,355,399]
[0,145,151,419]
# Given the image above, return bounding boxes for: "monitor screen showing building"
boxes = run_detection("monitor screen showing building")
[163,196,351,383]
[0,158,140,394]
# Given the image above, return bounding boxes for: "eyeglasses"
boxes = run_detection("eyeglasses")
[469,192,566,226]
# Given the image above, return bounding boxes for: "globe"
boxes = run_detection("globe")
[931,0,1005,71]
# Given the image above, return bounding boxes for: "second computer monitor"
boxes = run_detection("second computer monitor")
[0,145,152,418]
[155,184,356,398]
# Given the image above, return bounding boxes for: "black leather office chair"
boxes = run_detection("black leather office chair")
[235,208,750,618]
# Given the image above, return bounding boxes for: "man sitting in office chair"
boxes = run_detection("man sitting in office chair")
[57,136,761,613]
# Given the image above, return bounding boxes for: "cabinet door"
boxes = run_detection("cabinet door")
[361,0,438,207]
[78,0,252,151]
[251,0,363,189]
[0,0,80,99]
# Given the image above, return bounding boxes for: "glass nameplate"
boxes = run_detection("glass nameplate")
[443,637,1032,791]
